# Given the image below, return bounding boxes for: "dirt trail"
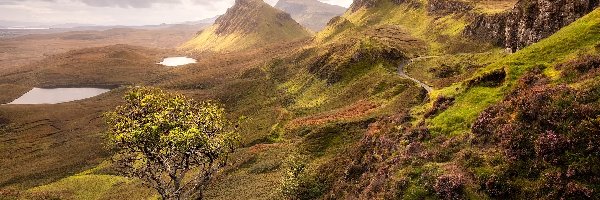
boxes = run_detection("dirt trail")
[398,56,438,93]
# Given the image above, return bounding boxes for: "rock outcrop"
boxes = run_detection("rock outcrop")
[181,0,311,52]
[464,0,600,52]
[275,0,346,32]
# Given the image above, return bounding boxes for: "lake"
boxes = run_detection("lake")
[8,87,111,105]
[158,57,197,67]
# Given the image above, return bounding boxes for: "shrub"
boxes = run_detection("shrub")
[280,155,325,200]
[424,96,455,118]
[105,87,238,200]
[534,130,568,164]
[405,125,431,142]
[429,64,461,78]
[481,174,516,199]
[465,68,506,88]
[471,70,600,198]
[556,54,600,82]
[434,174,465,200]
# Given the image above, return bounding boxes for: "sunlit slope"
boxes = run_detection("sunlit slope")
[429,8,600,134]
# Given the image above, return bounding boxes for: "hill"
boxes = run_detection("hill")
[2,0,600,199]
[180,0,312,53]
[275,0,347,32]
[0,25,207,72]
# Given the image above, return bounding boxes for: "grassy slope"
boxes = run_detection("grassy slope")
[10,3,599,200]
[428,8,600,135]
[20,162,157,200]
[317,0,485,54]
[180,26,260,52]
[6,1,469,199]
[13,4,433,199]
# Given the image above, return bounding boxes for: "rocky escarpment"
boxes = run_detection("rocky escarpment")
[464,0,600,52]
[349,0,476,14]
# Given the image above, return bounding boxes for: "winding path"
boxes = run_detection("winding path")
[398,56,438,93]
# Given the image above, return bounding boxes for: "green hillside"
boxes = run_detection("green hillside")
[2,0,600,199]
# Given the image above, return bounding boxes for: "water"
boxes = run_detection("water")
[158,57,197,67]
[8,88,111,105]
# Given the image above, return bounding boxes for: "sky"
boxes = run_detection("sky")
[0,0,354,27]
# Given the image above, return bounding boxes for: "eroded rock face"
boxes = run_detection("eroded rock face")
[464,0,599,52]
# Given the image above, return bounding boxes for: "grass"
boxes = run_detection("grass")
[430,86,503,135]
[318,0,474,55]
[181,27,259,52]
[21,162,156,200]
[23,175,156,200]
[471,0,518,14]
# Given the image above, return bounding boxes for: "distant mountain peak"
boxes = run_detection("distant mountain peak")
[214,0,289,35]
[181,0,311,52]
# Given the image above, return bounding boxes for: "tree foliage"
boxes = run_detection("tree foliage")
[105,87,238,200]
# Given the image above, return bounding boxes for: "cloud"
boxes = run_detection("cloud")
[0,0,349,26]
[0,0,55,5]
[78,0,180,8]
[0,0,181,8]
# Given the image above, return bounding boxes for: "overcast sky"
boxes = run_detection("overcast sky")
[0,0,353,26]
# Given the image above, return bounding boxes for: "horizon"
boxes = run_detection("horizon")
[0,0,353,28]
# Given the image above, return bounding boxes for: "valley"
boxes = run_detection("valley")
[0,0,599,199]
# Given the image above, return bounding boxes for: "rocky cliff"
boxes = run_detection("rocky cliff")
[464,0,599,52]
[181,0,311,52]
[275,0,346,32]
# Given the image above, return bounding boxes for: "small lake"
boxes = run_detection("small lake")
[158,57,197,67]
[8,88,111,105]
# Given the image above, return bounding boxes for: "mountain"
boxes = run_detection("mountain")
[4,0,600,199]
[275,0,347,32]
[181,0,312,53]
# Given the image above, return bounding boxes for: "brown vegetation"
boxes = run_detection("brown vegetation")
[287,100,379,128]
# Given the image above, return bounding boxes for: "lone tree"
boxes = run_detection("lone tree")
[105,87,238,200]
